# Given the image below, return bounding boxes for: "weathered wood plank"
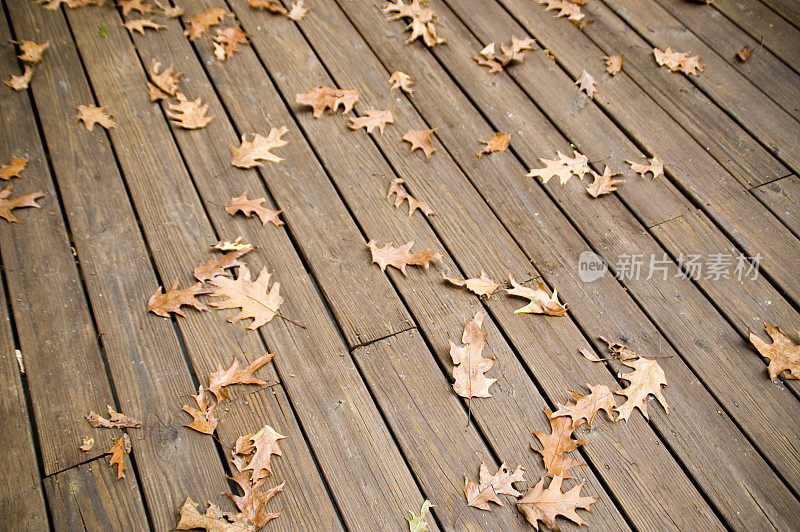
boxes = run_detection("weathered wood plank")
[330,0,800,526]
[758,0,800,28]
[752,175,800,237]
[575,0,789,188]
[44,459,149,532]
[62,4,428,529]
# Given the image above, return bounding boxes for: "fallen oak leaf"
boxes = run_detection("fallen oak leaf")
[532,408,586,478]
[75,105,116,131]
[539,0,586,23]
[525,149,589,185]
[123,18,166,34]
[286,0,309,20]
[507,274,567,316]
[654,47,704,75]
[0,156,28,180]
[214,27,249,61]
[443,270,500,297]
[183,385,218,434]
[497,36,535,65]
[574,69,596,98]
[750,323,799,381]
[208,353,274,401]
[87,405,142,428]
[473,54,503,74]
[465,462,526,510]
[227,474,283,528]
[149,60,181,97]
[241,424,285,481]
[184,8,225,40]
[477,132,511,157]
[736,45,754,62]
[212,236,254,251]
[118,0,153,15]
[209,267,284,330]
[348,109,394,134]
[407,499,433,532]
[176,498,254,532]
[79,437,94,451]
[450,311,496,398]
[387,178,435,217]
[389,71,414,95]
[13,40,49,63]
[230,128,289,168]
[0,185,43,223]
[402,128,437,159]
[615,357,670,422]
[604,54,622,75]
[194,248,251,283]
[383,0,446,47]
[599,336,640,361]
[107,433,131,479]
[166,93,214,129]
[367,239,441,275]
[225,191,283,226]
[248,0,287,13]
[626,156,664,179]
[147,280,209,317]
[586,166,622,197]
[295,86,359,118]
[4,65,34,91]
[551,383,616,427]
[517,473,597,530]
[154,0,183,17]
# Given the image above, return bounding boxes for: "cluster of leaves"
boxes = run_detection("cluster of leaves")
[473,37,535,73]
[654,47,705,76]
[249,0,309,22]
[80,405,142,478]
[383,0,445,47]
[5,39,48,91]
[536,0,592,28]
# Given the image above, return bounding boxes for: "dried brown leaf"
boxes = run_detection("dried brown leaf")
[477,132,511,157]
[248,0,286,13]
[166,93,214,129]
[389,71,414,95]
[87,405,142,428]
[176,498,254,532]
[76,105,116,131]
[208,353,274,401]
[225,191,283,226]
[626,156,664,179]
[367,239,441,275]
[450,311,496,398]
[387,178,435,217]
[0,156,28,180]
[183,385,218,434]
[506,274,566,316]
[517,474,597,530]
[230,128,289,167]
[615,357,669,421]
[585,166,622,197]
[295,86,359,118]
[227,474,283,528]
[402,128,437,159]
[209,267,284,330]
[79,437,94,451]
[465,463,526,510]
[124,18,165,34]
[118,0,153,15]
[443,270,500,297]
[13,40,49,64]
[5,65,34,91]
[149,60,181,96]
[194,248,250,283]
[147,280,209,317]
[750,324,799,381]
[184,8,225,40]
[239,424,285,481]
[287,0,309,20]
[604,54,622,75]
[654,47,704,75]
[383,0,446,47]
[348,109,394,134]
[552,383,616,426]
[107,433,131,479]
[574,69,596,98]
[532,408,586,478]
[525,149,589,185]
[0,185,43,223]
[214,27,248,60]
[736,45,754,62]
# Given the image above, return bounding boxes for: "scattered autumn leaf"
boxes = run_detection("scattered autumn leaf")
[383,0,445,47]
[407,499,433,532]
[604,54,622,75]
[209,266,284,330]
[239,424,285,482]
[79,437,94,451]
[227,474,283,528]
[230,128,289,167]
[443,270,500,297]
[450,311,496,398]
[348,109,394,134]
[538,0,586,23]
[208,353,274,401]
[586,166,622,197]
[465,462,525,510]
[473,53,503,74]
[248,0,287,13]
[225,191,283,226]
[166,93,214,129]
[507,274,567,316]
[736,45,754,62]
[552,384,616,427]
[0,156,28,180]
[184,8,225,40]
[387,178,435,217]
[287,0,309,20]
[76,105,116,131]
[86,405,142,428]
[615,357,670,422]
[155,0,184,17]
[214,27,249,61]
[574,69,596,98]
[517,474,597,530]
[367,239,441,275]
[750,324,799,381]
[183,385,218,434]
[0,185,43,223]
[212,237,254,252]
[477,132,511,157]
[119,0,153,15]
[5,65,34,91]
[124,18,166,34]
[176,498,255,532]
[107,433,131,479]
[149,60,181,97]
[654,47,704,75]
[147,280,209,317]
[402,128,437,159]
[295,86,359,118]
[526,149,590,185]
[626,156,664,179]
[389,71,414,95]
[599,336,639,361]
[13,40,49,63]
[194,248,250,283]
[35,0,101,9]
[532,408,586,478]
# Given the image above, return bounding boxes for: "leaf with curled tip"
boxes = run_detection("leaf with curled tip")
[184,8,225,40]
[147,280,209,317]
[214,27,249,61]
[383,0,445,47]
[532,408,586,478]
[389,71,414,95]
[208,353,274,401]
[149,60,181,97]
[387,178,434,217]
[119,0,154,15]
[4,65,34,91]
[367,239,441,275]
[107,434,131,479]
[86,405,142,428]
[586,166,622,197]
[506,274,566,316]
[295,86,359,118]
[750,324,800,381]
[182,385,218,434]
[0,185,43,223]
[13,40,49,63]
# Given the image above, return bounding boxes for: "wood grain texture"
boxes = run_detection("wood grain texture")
[752,175,800,237]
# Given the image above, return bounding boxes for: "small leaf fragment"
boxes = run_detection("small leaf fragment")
[387,178,435,217]
[506,274,566,316]
[147,280,209,317]
[407,499,433,532]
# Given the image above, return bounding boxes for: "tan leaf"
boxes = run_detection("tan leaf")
[230,128,289,168]
[367,239,441,275]
[465,462,526,510]
[477,132,511,157]
[389,71,414,95]
[87,405,142,428]
[574,69,596,98]
[209,267,284,330]
[123,18,165,34]
[579,347,603,362]
[248,0,286,13]
[450,311,496,398]
[387,178,435,217]
[497,36,535,65]
[79,437,94,451]
[585,166,622,197]
[166,93,214,129]
[147,81,169,102]
[407,500,433,532]
[118,0,153,15]
[214,27,248,60]
[552,383,616,426]
[227,474,283,528]
[149,60,181,96]
[736,45,754,62]
[615,357,669,422]
[0,185,43,223]
[176,498,254,532]
[383,0,446,47]
[604,54,622,75]
[154,0,183,17]
[184,8,225,40]
[525,149,589,185]
[13,40,49,64]
[194,248,250,283]
[532,408,586,478]
[402,128,437,159]
[295,86,359,118]
[473,54,504,73]
[183,385,218,434]
[147,280,209,317]
[539,0,586,22]
[348,109,394,134]
[76,105,116,131]
[240,425,285,481]
[750,324,799,381]
[208,353,274,401]
[443,270,500,296]
[225,191,283,226]
[626,156,664,179]
[4,65,34,91]
[506,274,566,316]
[107,433,131,479]
[599,336,639,361]
[0,156,28,180]
[287,0,309,20]
[212,237,254,252]
[517,474,597,530]
[654,47,704,75]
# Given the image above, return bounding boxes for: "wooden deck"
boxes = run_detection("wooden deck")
[1,0,799,529]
